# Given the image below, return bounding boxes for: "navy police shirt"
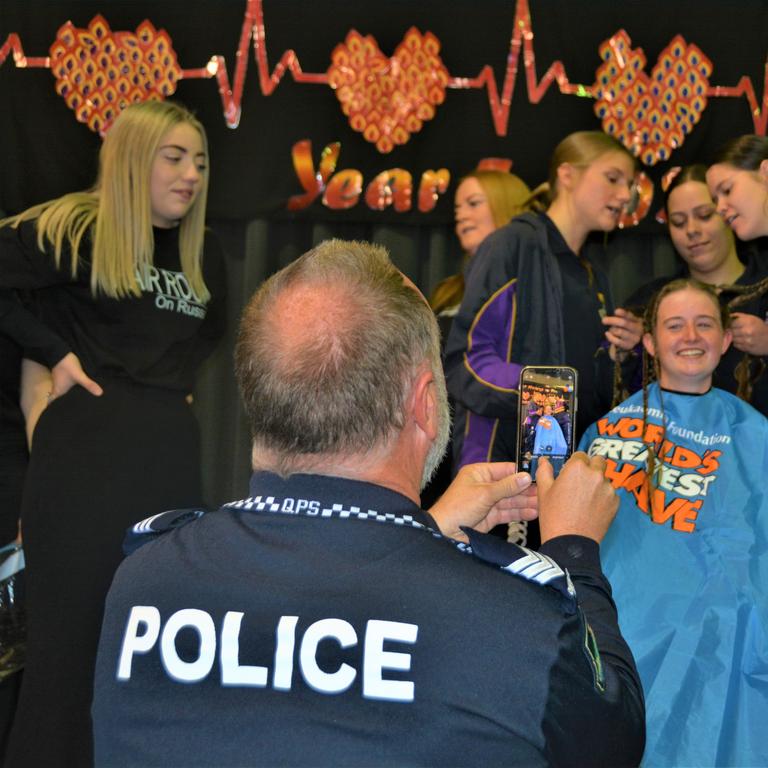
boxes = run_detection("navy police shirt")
[93,471,644,767]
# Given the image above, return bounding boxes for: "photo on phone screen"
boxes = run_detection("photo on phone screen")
[517,366,578,480]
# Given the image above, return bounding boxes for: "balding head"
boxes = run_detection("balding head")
[235,239,449,479]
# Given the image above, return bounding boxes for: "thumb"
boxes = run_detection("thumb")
[75,371,104,397]
[535,456,554,495]
[506,471,533,496]
[483,471,532,507]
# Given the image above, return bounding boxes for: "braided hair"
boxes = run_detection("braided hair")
[718,277,768,401]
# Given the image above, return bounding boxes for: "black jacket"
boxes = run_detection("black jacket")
[444,212,615,470]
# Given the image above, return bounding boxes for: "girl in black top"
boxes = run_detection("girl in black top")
[444,132,641,545]
[0,100,225,767]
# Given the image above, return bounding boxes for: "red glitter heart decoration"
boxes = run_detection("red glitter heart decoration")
[593,31,712,166]
[327,28,449,154]
[49,15,182,136]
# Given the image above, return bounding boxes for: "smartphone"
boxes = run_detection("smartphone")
[516,366,578,480]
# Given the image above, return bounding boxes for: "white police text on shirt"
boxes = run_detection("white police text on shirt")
[116,606,418,702]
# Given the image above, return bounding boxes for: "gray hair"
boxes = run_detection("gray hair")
[235,239,448,478]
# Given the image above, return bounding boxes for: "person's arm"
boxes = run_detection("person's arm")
[0,221,102,399]
[539,534,645,766]
[729,312,768,356]
[177,232,228,390]
[20,359,52,447]
[429,453,644,763]
[443,227,527,419]
[0,292,69,369]
[0,220,72,366]
[20,353,103,445]
[193,232,228,362]
[536,455,645,766]
[603,307,643,361]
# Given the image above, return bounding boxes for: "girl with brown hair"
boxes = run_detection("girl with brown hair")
[580,278,768,768]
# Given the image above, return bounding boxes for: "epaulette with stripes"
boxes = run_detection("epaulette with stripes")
[123,508,207,556]
[463,527,577,612]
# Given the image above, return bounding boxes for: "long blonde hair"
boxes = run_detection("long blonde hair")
[430,170,532,314]
[2,100,210,300]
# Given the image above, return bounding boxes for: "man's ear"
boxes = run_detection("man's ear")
[759,159,768,183]
[411,368,438,441]
[642,332,656,358]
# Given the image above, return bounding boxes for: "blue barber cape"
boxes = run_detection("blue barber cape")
[580,384,768,767]
[533,414,568,456]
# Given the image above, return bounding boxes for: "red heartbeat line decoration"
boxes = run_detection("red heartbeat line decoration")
[2,0,767,163]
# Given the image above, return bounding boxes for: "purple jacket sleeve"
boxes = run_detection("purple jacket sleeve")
[444,225,529,420]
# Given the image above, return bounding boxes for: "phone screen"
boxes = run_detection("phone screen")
[517,366,578,480]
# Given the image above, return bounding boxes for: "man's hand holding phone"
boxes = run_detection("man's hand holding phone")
[428,462,538,542]
[537,453,618,544]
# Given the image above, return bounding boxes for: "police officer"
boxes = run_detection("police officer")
[93,239,644,767]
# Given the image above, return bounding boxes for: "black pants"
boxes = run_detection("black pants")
[6,382,202,768]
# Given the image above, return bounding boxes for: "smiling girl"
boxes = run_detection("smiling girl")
[707,135,768,243]
[580,279,768,768]
[0,100,225,765]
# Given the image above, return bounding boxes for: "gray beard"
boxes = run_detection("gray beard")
[420,371,451,491]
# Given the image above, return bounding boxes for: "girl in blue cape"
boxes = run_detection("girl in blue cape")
[532,403,568,456]
[580,279,768,768]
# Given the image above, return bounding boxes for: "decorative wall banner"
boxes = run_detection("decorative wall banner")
[1,1,767,227]
[287,140,450,213]
[49,16,181,136]
[328,29,449,155]
[3,0,766,153]
[594,32,712,166]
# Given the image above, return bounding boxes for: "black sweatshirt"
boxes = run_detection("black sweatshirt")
[0,220,226,391]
